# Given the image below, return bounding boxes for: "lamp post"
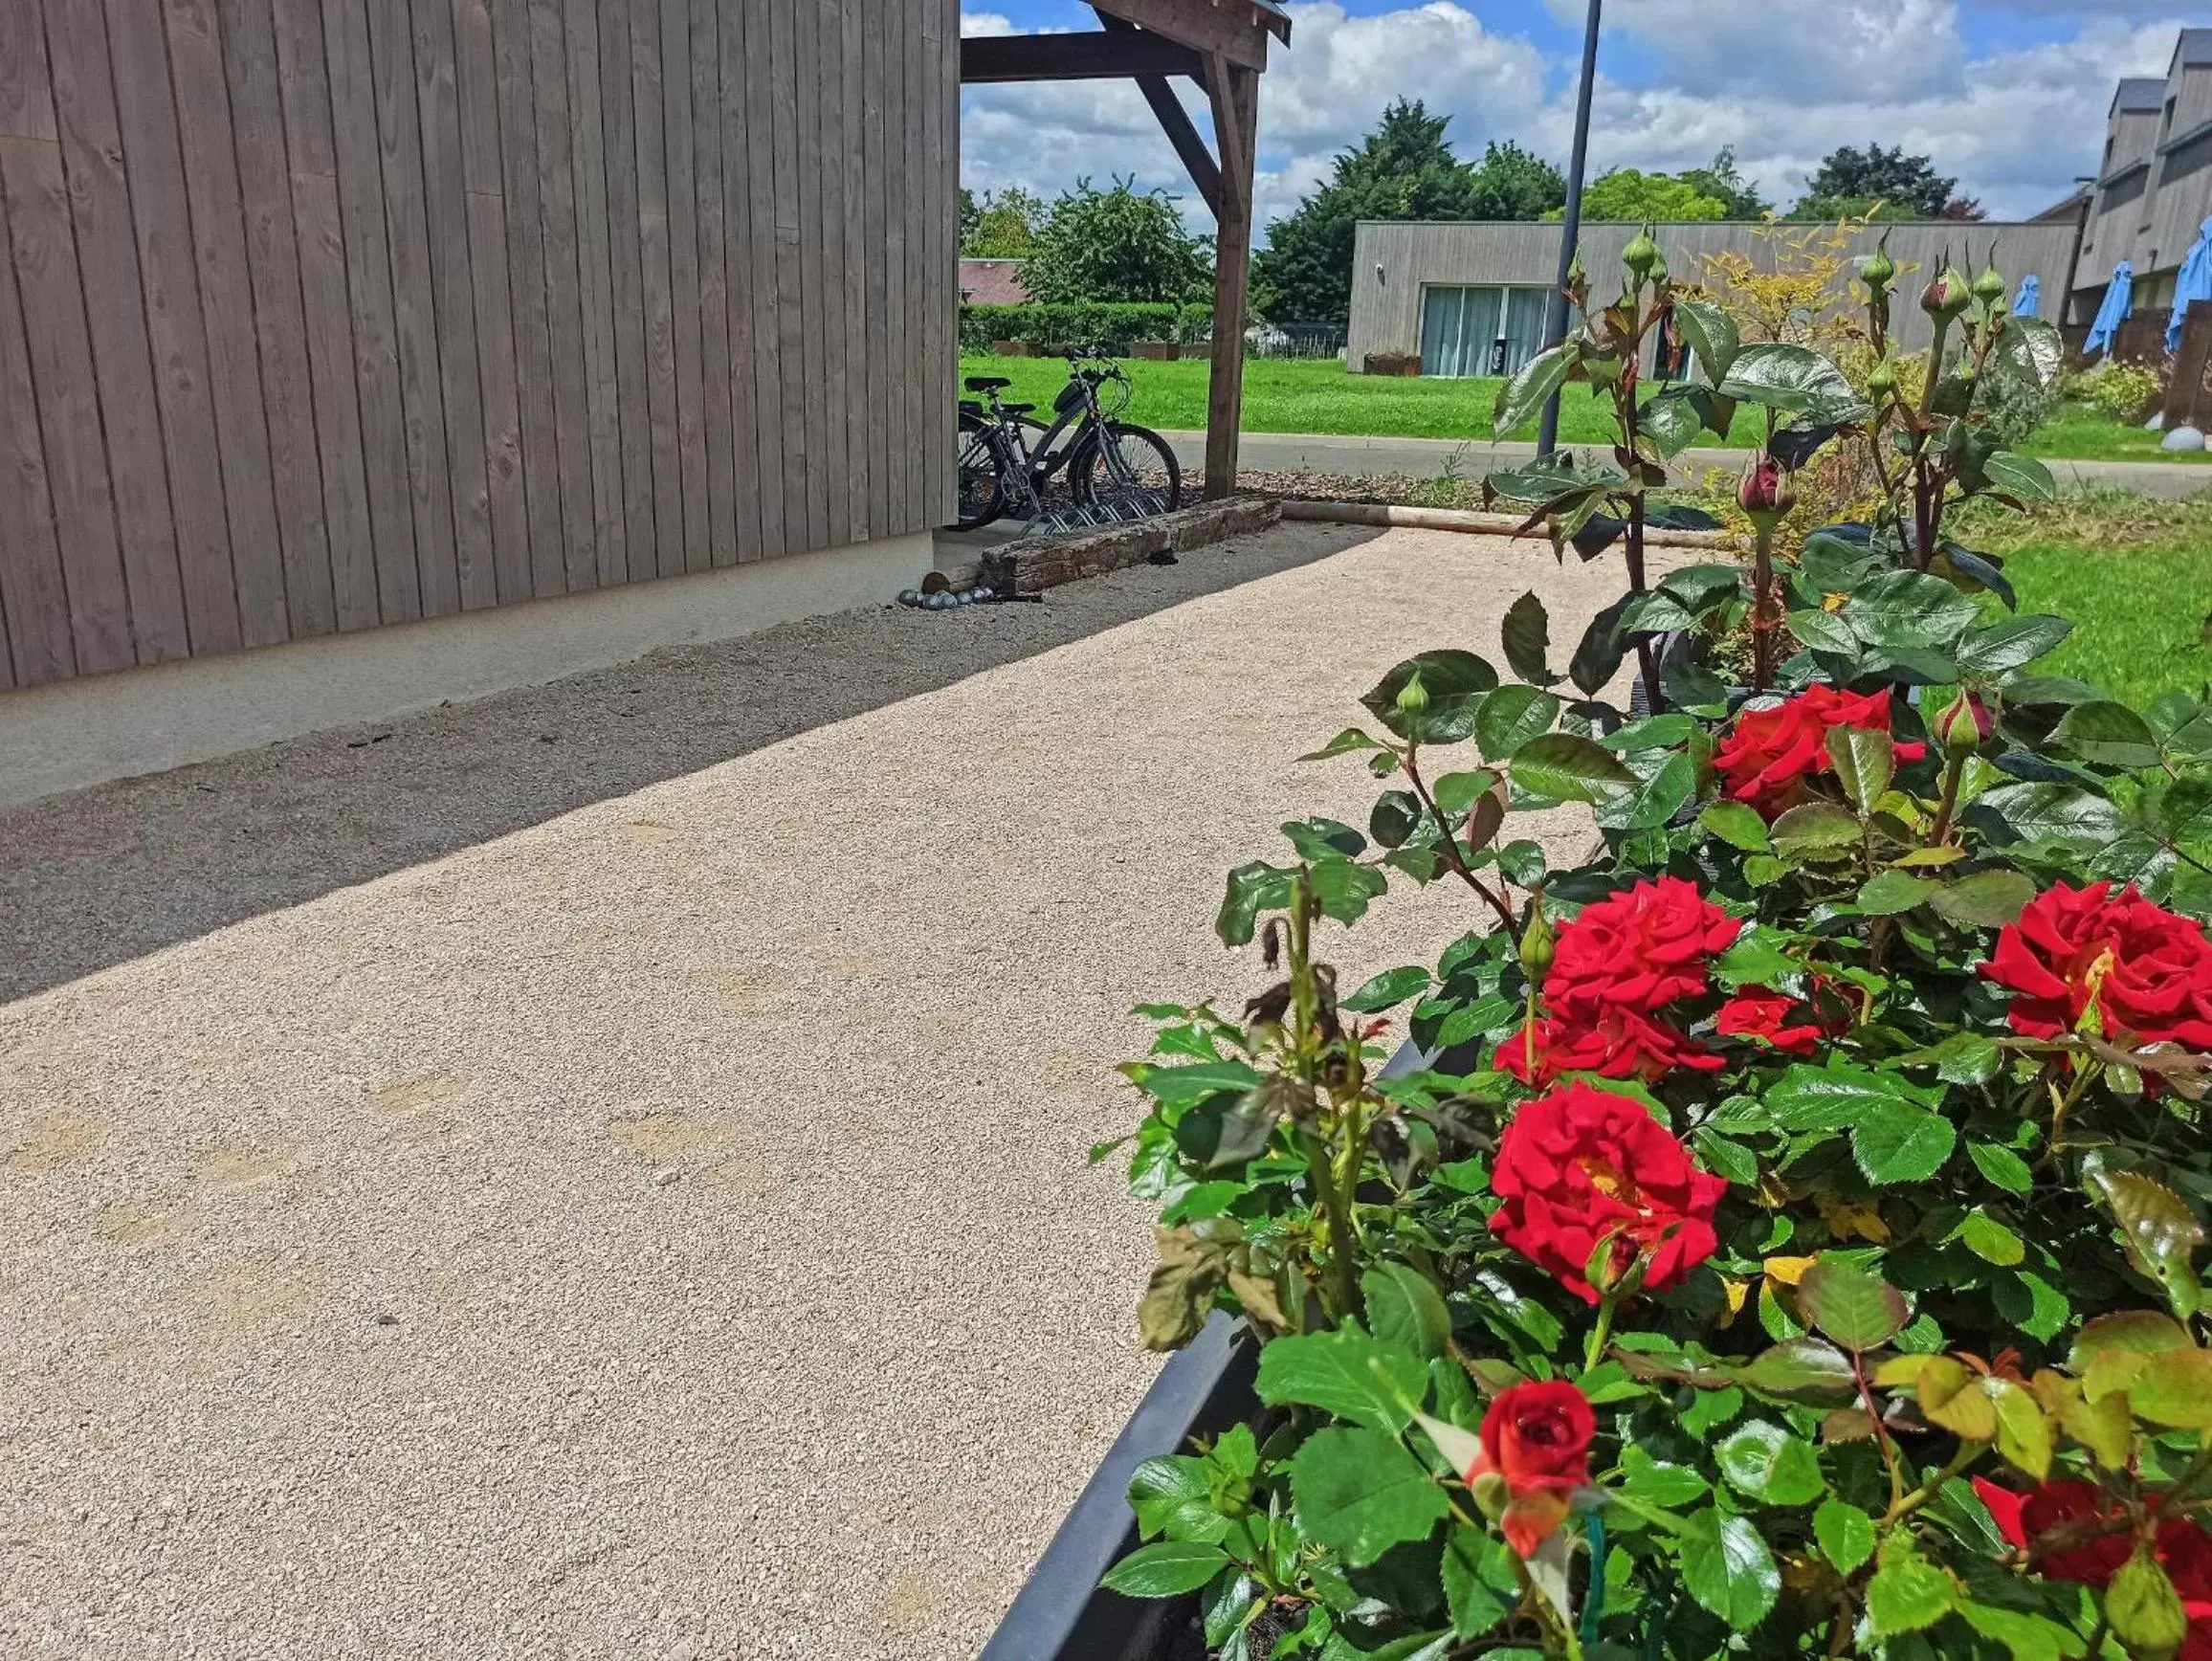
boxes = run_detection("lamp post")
[1537,0,1603,458]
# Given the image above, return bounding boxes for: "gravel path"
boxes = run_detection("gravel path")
[0,524,1632,1660]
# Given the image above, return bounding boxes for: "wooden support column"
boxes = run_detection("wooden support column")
[1204,57,1256,499]
[2161,299,2212,430]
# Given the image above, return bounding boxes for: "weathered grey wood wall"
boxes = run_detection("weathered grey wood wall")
[0,0,955,691]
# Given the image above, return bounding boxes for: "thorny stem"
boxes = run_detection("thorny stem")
[2046,1058,2103,1166]
[1927,750,1969,848]
[1584,1288,1623,1374]
[1626,497,1663,715]
[1402,751,1517,932]
[1884,1442,1986,1529]
[1853,1350,1908,1514]
[1506,1551,1585,1661]
[1286,878,1360,1326]
[1749,519,1781,693]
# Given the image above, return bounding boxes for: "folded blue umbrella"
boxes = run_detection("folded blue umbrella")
[2086,261,2134,358]
[2169,218,2212,351]
[2013,274,2041,320]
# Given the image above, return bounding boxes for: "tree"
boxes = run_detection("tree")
[1545,167,1730,223]
[1250,101,1563,327]
[962,186,1046,257]
[1789,144,1957,220]
[1676,147,1770,218]
[1020,178,1211,304]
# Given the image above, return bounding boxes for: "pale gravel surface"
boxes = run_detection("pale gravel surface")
[0,524,1632,1661]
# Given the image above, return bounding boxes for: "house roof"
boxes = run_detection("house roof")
[2115,77,2167,116]
[2176,28,2212,70]
[957,258,1029,307]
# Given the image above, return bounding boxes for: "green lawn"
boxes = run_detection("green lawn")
[959,353,1764,447]
[962,355,2212,463]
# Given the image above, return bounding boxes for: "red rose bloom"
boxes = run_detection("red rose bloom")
[1714,989,1826,1055]
[1974,1478,2132,1586]
[1548,877,1743,1016]
[1980,881,2212,1051]
[1499,1007,1724,1086]
[1713,685,1928,817]
[1468,1381,1595,1557]
[1488,1082,1726,1304]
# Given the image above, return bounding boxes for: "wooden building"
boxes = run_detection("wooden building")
[2066,33,2212,332]
[0,0,1282,804]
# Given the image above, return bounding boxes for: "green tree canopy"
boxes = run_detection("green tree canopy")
[1676,147,1771,218]
[1545,167,1730,223]
[962,187,1046,258]
[1020,178,1212,305]
[1250,100,1563,327]
[1788,144,1964,221]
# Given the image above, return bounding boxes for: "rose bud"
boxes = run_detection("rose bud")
[1858,236,1896,291]
[1519,904,1557,982]
[1973,262,2006,306]
[1933,686,1993,753]
[1646,248,1669,288]
[1922,264,1974,321]
[1467,1381,1597,1557]
[1396,673,1428,716]
[1737,454,1795,524]
[1622,225,1661,281]
[1867,359,1898,399]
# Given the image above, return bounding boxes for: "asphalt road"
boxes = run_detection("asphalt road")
[1160,430,2212,501]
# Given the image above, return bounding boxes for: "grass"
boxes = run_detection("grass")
[1951,489,2212,705]
[2020,403,2212,464]
[959,353,1765,447]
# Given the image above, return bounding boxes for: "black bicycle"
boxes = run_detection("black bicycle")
[954,350,1183,531]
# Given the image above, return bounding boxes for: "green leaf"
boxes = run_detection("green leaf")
[1215,861,1295,948]
[1129,1455,1228,1543]
[1928,870,2038,930]
[1363,1263,1452,1361]
[1866,1538,1957,1637]
[1968,1142,2034,1194]
[1765,1060,1935,1132]
[1509,733,1638,803]
[1281,817,1368,862]
[1618,1446,1711,1508]
[1494,343,1575,437]
[2050,700,2164,771]
[1678,1508,1780,1631]
[1342,966,1431,1014]
[1717,343,1871,425]
[1101,1539,1232,1598]
[1432,768,1502,820]
[1989,1377,2054,1480]
[2107,1551,2190,1655]
[1799,1259,1910,1352]
[1973,783,2127,852]
[2127,1346,2212,1429]
[1853,1101,1957,1185]
[2152,775,2212,846]
[1788,606,1862,659]
[1981,451,2060,504]
[1738,1338,1858,1403]
[1289,1427,1451,1569]
[2069,1309,2192,1388]
[1814,1498,1876,1576]
[1770,801,1863,853]
[2088,1164,2206,1313]
[1302,727,1386,763]
[1568,592,1635,698]
[1924,1031,2002,1085]
[1256,1329,1429,1433]
[1441,1525,1513,1639]
[1958,615,2072,678]
[1310,861,1390,927]
[1641,383,1712,458]
[1137,1058,1266,1107]
[1844,570,1981,651]
[1859,869,1938,915]
[1700,800,1772,853]
[1694,1129,1760,1188]
[1500,591,1561,688]
[1673,296,1741,386]
[1362,652,1500,744]
[1826,724,1896,814]
[1600,751,1696,833]
[1476,684,1561,763]
[1718,1417,1826,1506]
[1957,1207,2025,1267]
[1987,315,2064,389]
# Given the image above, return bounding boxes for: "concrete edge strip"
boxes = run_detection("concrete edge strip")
[1278,498,1736,550]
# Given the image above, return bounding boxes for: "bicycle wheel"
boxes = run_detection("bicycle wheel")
[955,410,1006,530]
[1073,422,1183,517]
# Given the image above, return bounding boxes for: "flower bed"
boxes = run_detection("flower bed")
[1089,239,2212,1657]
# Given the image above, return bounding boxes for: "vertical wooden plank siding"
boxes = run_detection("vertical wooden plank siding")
[630,0,683,581]
[0,0,956,691]
[164,0,291,645]
[563,0,627,587]
[689,0,735,567]
[713,0,763,563]
[41,0,192,661]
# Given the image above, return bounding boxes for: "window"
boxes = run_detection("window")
[1419,286,1551,377]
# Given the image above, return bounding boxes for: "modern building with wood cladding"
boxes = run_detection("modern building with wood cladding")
[2062,32,2212,328]
[0,0,1285,804]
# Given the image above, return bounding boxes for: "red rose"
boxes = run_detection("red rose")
[1488,1081,1726,1304]
[1468,1380,1595,1557]
[1548,876,1743,1016]
[1714,989,1825,1055]
[1713,685,1928,818]
[1974,1478,2132,1586]
[1499,1006,1723,1087]
[1980,881,2212,1052]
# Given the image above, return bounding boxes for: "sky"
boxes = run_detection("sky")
[960,1,2200,240]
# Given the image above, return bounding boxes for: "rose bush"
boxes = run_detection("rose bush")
[1095,238,2212,1659]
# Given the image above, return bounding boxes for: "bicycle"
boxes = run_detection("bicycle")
[953,348,1183,531]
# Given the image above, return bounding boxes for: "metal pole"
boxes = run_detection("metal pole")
[1537,0,1603,458]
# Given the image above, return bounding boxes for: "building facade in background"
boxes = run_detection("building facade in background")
[1345,220,2079,377]
[2065,31,2212,329]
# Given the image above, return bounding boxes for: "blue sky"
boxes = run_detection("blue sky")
[960,2,2194,235]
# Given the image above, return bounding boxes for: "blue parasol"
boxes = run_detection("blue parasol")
[2169,218,2212,351]
[2013,274,2041,319]
[2086,262,2134,358]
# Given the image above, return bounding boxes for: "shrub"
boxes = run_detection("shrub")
[2063,360,2165,426]
[1099,238,2212,1659]
[957,301,1190,355]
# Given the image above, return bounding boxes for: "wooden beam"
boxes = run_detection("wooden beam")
[2163,299,2212,429]
[1203,61,1257,498]
[1092,0,1269,70]
[1093,10,1220,216]
[958,31,1202,84]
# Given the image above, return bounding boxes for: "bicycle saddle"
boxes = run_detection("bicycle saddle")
[958,399,983,417]
[999,401,1036,415]
[964,375,1011,391]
